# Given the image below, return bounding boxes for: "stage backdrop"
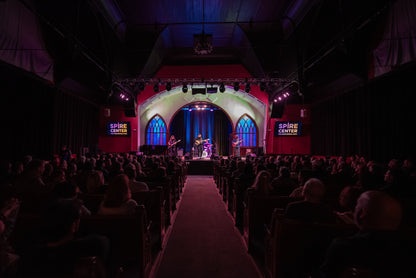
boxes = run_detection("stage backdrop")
[169,109,233,156]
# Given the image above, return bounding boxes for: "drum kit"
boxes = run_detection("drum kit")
[201,142,212,158]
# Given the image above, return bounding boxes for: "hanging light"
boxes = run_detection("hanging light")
[182,83,188,93]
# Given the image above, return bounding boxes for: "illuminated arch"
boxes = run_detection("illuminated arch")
[236,114,257,147]
[145,114,167,145]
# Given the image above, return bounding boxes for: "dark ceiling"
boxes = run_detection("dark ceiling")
[25,0,393,103]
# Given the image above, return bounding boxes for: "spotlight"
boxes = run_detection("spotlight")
[182,83,188,93]
[260,82,266,92]
[219,83,225,93]
[245,83,251,93]
[153,83,159,93]
[234,82,239,91]
[166,82,171,91]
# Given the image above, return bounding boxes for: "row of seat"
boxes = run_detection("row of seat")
[213,164,359,278]
[10,167,187,278]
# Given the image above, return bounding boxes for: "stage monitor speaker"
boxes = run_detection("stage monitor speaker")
[124,100,137,117]
[271,102,286,118]
[124,108,137,117]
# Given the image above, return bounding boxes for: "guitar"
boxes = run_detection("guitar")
[167,139,181,149]
[195,138,209,146]
[232,139,244,147]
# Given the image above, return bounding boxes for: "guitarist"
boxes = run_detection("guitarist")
[232,134,242,157]
[167,135,179,157]
[194,133,204,158]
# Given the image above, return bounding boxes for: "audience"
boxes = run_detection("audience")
[24,199,110,275]
[321,190,416,278]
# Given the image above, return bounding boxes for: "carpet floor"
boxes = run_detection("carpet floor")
[153,176,263,278]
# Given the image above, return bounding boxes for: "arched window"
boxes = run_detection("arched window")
[146,115,167,145]
[236,115,257,147]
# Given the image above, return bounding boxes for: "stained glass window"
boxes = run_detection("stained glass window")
[236,115,257,147]
[146,115,167,145]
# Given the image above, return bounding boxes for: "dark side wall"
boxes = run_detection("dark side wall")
[0,62,99,160]
[311,63,416,162]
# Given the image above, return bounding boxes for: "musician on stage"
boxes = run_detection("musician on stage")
[167,135,178,157]
[194,133,204,158]
[232,134,242,157]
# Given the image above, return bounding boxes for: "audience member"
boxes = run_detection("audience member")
[124,164,149,193]
[321,190,416,278]
[251,170,272,195]
[98,174,138,215]
[285,178,335,223]
[271,166,298,196]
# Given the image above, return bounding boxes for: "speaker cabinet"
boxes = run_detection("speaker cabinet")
[271,102,286,118]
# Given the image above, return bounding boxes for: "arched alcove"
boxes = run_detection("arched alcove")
[138,85,267,154]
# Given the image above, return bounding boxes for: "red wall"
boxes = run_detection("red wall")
[266,104,311,155]
[98,106,138,153]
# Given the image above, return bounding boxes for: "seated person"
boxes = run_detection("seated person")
[0,197,20,277]
[271,166,298,196]
[289,169,314,199]
[250,170,273,195]
[285,178,335,223]
[52,181,91,216]
[24,199,109,275]
[124,163,149,193]
[321,190,416,278]
[97,174,138,215]
[334,185,362,224]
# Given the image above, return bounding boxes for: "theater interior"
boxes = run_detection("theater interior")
[1,0,416,277]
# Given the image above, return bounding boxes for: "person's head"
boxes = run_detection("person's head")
[234,134,238,138]
[124,163,136,180]
[253,170,272,194]
[198,133,202,137]
[53,181,79,199]
[26,159,45,177]
[86,171,105,193]
[298,169,314,186]
[354,190,402,231]
[302,178,325,203]
[338,185,362,211]
[103,174,131,207]
[42,199,81,242]
[170,135,175,140]
[278,166,291,178]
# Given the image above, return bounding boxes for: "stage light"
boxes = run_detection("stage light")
[182,83,188,93]
[274,99,277,103]
[210,109,213,112]
[166,82,171,91]
[153,83,159,93]
[278,96,282,101]
[219,83,225,93]
[245,83,251,93]
[260,82,266,92]
[234,82,239,91]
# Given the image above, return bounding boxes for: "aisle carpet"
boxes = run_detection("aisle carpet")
[153,176,262,278]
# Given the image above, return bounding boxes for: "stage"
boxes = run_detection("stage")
[185,157,214,175]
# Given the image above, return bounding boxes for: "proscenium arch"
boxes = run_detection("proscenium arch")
[138,85,267,151]
[235,114,259,147]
